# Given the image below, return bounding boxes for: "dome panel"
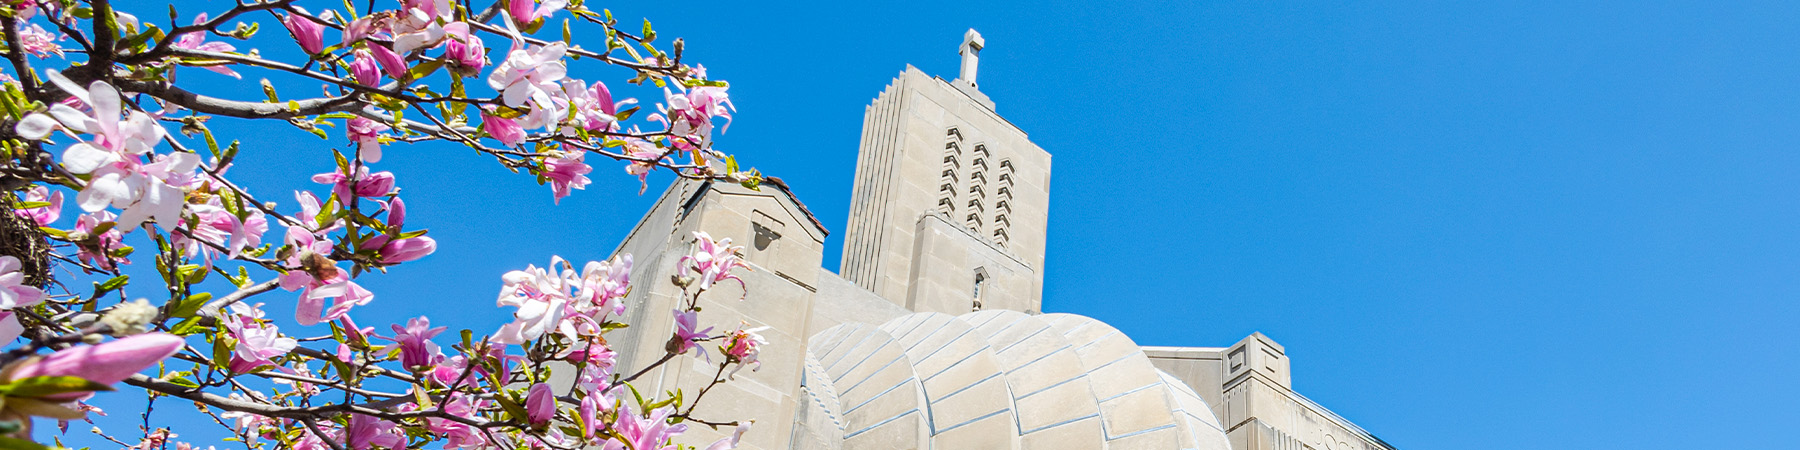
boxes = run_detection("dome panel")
[809,324,929,450]
[800,312,1229,450]
[881,313,1019,450]
[963,311,1106,450]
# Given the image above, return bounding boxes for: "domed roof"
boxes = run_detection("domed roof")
[793,312,1231,450]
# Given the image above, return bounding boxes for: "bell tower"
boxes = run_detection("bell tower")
[838,30,1053,315]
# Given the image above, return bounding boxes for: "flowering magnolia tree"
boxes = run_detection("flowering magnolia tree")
[0,0,770,448]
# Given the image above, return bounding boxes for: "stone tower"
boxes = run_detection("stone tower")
[838,29,1054,315]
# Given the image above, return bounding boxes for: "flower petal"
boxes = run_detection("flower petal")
[15,113,59,140]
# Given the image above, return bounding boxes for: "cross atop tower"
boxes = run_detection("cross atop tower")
[957,29,985,87]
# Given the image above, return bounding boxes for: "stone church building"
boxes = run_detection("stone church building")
[600,30,1398,450]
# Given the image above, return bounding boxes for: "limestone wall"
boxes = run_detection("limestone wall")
[839,66,1053,315]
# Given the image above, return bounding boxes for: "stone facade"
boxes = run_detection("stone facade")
[602,30,1396,450]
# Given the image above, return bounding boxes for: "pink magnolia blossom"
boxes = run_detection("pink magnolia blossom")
[341,15,386,47]
[350,48,381,86]
[442,22,487,76]
[607,406,687,450]
[359,197,436,264]
[681,231,749,292]
[173,205,268,260]
[368,44,409,82]
[13,185,62,226]
[576,391,605,443]
[9,333,184,401]
[282,11,326,55]
[278,226,337,292]
[481,110,525,146]
[0,256,45,343]
[488,17,568,108]
[225,303,297,373]
[430,394,489,449]
[427,355,476,388]
[17,23,61,59]
[291,191,343,233]
[17,72,187,230]
[312,165,396,199]
[79,151,199,230]
[172,13,241,78]
[570,346,617,392]
[671,309,711,357]
[704,423,751,450]
[494,258,571,345]
[132,429,175,450]
[526,382,555,424]
[294,279,374,326]
[0,312,20,344]
[348,117,391,163]
[543,152,592,204]
[623,137,663,192]
[382,316,444,369]
[573,255,630,316]
[219,396,276,443]
[9,0,38,20]
[278,227,374,327]
[18,71,166,156]
[507,0,566,29]
[562,79,634,133]
[73,211,128,270]
[649,86,733,152]
[722,325,769,377]
[342,414,405,450]
[393,0,453,52]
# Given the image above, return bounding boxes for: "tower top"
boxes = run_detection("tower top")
[957,29,985,87]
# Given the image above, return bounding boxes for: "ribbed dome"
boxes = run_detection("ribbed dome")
[792,312,1231,450]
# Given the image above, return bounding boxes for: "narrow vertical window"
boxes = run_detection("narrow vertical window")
[972,272,987,311]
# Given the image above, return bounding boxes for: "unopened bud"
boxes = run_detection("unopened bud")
[99,299,159,337]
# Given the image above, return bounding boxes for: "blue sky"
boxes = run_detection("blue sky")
[44,1,1800,449]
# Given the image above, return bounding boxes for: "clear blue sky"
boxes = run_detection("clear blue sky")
[61,1,1800,449]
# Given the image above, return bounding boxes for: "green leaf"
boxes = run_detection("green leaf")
[496,395,529,422]
[169,292,212,319]
[0,436,52,450]
[614,106,639,122]
[162,371,198,389]
[211,334,234,369]
[1,376,111,398]
[90,275,128,300]
[406,60,444,81]
[169,316,206,336]
[641,19,655,43]
[118,27,165,52]
[12,201,49,209]
[99,275,129,291]
[179,264,207,284]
